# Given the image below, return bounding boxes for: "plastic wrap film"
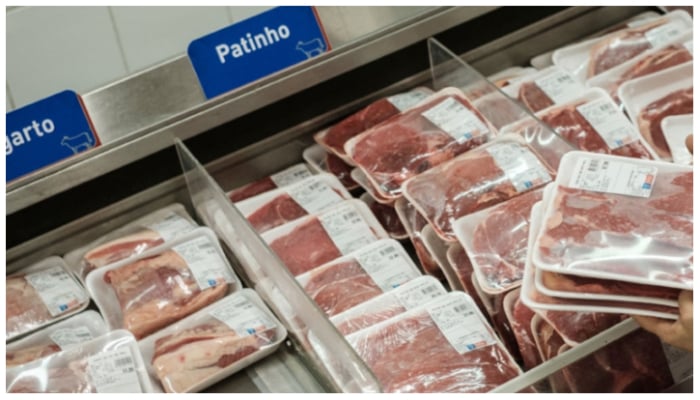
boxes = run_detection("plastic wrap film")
[345,87,495,199]
[445,243,490,318]
[394,197,443,278]
[403,134,554,241]
[226,163,313,203]
[6,330,152,393]
[359,192,408,239]
[503,289,542,371]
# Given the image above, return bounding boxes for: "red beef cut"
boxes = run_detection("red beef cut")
[518,81,555,113]
[268,218,343,276]
[325,153,358,190]
[368,200,407,239]
[504,289,541,371]
[446,244,491,319]
[637,87,693,159]
[228,177,277,203]
[246,194,307,233]
[540,270,681,300]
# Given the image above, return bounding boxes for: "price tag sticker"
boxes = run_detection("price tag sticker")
[355,242,416,291]
[319,204,376,255]
[172,236,235,290]
[210,295,276,336]
[25,266,87,317]
[387,89,431,112]
[534,69,585,104]
[645,20,686,48]
[427,296,495,354]
[87,347,142,393]
[287,177,344,214]
[576,98,639,150]
[422,97,490,143]
[486,142,552,192]
[569,157,657,198]
[393,278,447,310]
[146,212,196,242]
[49,326,94,349]
[270,164,313,187]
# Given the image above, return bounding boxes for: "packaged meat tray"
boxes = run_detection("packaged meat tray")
[314,86,434,161]
[226,163,314,203]
[505,88,657,159]
[552,10,693,81]
[330,275,447,336]
[345,292,523,393]
[503,288,542,371]
[302,143,360,190]
[6,330,153,393]
[486,66,538,88]
[345,87,496,199]
[618,61,693,160]
[403,133,554,242]
[64,203,198,284]
[502,66,587,113]
[661,114,693,165]
[394,197,443,278]
[532,151,693,291]
[296,239,422,317]
[351,167,393,204]
[587,31,693,104]
[86,227,241,339]
[421,224,465,291]
[453,187,544,295]
[261,199,389,276]
[445,243,491,318]
[234,173,352,234]
[7,256,90,342]
[7,310,108,368]
[138,289,286,393]
[359,192,408,239]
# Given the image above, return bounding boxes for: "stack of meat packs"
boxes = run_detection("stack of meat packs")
[7,204,287,394]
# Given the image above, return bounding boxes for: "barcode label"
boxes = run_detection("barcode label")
[26,266,87,317]
[645,20,686,48]
[683,40,693,55]
[577,97,640,150]
[210,295,276,337]
[662,342,693,383]
[270,164,313,187]
[486,142,552,193]
[394,277,447,309]
[49,326,94,349]
[569,157,657,197]
[287,176,344,214]
[426,296,495,354]
[318,204,376,255]
[387,89,431,112]
[534,69,585,104]
[87,347,142,393]
[355,242,417,291]
[172,236,236,290]
[422,97,490,143]
[146,212,196,242]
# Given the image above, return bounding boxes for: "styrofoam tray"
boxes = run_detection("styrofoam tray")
[359,192,407,240]
[138,289,286,393]
[661,114,693,165]
[302,143,360,190]
[351,168,394,205]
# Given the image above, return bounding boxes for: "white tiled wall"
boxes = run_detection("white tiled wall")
[6,6,273,111]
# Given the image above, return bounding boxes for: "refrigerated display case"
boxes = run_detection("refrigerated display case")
[6,6,693,393]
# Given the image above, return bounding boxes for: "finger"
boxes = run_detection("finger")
[677,290,693,328]
[632,315,671,337]
[685,134,693,154]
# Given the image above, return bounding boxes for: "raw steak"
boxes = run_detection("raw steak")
[152,320,276,393]
[537,171,693,287]
[6,274,55,338]
[81,230,164,278]
[228,177,277,203]
[540,270,681,300]
[404,140,553,241]
[368,200,407,239]
[469,188,544,292]
[446,244,490,318]
[334,302,408,336]
[268,216,368,276]
[539,101,654,159]
[587,19,666,78]
[518,81,554,113]
[637,87,693,159]
[348,93,492,197]
[104,250,228,339]
[246,194,307,233]
[326,152,358,190]
[302,260,383,316]
[531,315,571,392]
[6,342,61,367]
[347,310,521,392]
[7,360,93,393]
[504,289,541,371]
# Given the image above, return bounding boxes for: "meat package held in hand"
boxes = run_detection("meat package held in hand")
[404,136,554,241]
[151,319,276,393]
[315,87,433,157]
[637,87,693,159]
[456,188,544,294]
[103,249,230,339]
[346,293,522,393]
[227,163,313,203]
[346,88,495,198]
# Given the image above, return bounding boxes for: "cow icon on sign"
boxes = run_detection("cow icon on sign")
[61,132,95,154]
[296,38,326,58]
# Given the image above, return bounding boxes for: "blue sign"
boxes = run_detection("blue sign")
[188,6,330,99]
[6,90,99,182]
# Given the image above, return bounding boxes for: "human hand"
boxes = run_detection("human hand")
[685,134,693,155]
[633,290,693,352]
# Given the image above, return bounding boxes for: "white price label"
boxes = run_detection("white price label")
[287,177,344,214]
[319,204,376,255]
[569,157,657,198]
[645,20,686,48]
[87,347,142,393]
[662,342,694,383]
[577,98,640,150]
[422,97,490,143]
[427,296,495,354]
[270,164,313,187]
[387,90,431,112]
[146,212,196,242]
[393,278,447,310]
[172,236,235,290]
[534,69,585,104]
[49,327,94,349]
[25,266,87,317]
[683,40,693,55]
[210,295,276,336]
[355,242,416,291]
[486,142,552,192]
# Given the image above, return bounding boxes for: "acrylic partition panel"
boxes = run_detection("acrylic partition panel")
[175,139,382,393]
